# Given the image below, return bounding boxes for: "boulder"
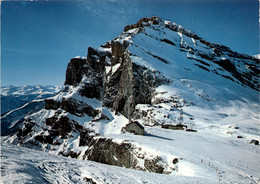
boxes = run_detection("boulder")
[250,139,259,145]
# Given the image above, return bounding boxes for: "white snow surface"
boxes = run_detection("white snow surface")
[254,54,260,59]
[1,141,214,184]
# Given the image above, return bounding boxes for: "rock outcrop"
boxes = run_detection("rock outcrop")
[83,137,170,174]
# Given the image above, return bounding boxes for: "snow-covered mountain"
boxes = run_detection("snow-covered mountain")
[2,17,260,183]
[1,85,61,135]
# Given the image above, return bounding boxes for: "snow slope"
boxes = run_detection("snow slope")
[0,141,215,184]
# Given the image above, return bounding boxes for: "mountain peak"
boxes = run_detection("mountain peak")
[113,16,259,91]
[124,16,162,32]
[123,16,203,43]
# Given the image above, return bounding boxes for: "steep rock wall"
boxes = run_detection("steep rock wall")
[104,40,169,119]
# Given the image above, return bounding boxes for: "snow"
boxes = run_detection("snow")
[1,141,214,184]
[98,46,111,53]
[126,28,139,34]
[105,66,111,74]
[164,20,171,25]
[191,37,196,45]
[111,63,121,75]
[253,54,260,59]
[104,112,129,135]
[177,31,183,38]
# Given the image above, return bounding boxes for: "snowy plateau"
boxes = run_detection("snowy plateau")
[1,17,260,184]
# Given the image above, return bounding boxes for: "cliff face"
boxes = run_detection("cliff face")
[4,17,259,178]
[104,41,169,119]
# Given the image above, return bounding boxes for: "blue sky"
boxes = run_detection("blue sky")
[1,0,259,86]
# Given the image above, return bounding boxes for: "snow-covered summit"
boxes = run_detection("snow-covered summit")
[2,17,260,183]
[118,16,259,91]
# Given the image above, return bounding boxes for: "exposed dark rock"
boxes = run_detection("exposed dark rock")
[60,150,81,158]
[83,137,166,173]
[17,120,35,140]
[144,156,164,173]
[111,40,126,58]
[78,81,103,100]
[145,51,169,64]
[216,59,236,72]
[61,98,100,117]
[83,177,97,184]
[46,116,73,138]
[45,98,61,110]
[194,64,210,72]
[124,24,140,33]
[100,41,111,48]
[188,57,210,67]
[104,41,170,119]
[79,129,95,147]
[46,97,99,117]
[84,138,134,168]
[186,129,197,132]
[161,38,176,46]
[200,39,211,46]
[250,139,259,145]
[172,158,179,164]
[65,58,86,86]
[124,17,161,32]
[63,47,107,100]
[35,134,54,144]
[162,124,187,130]
[87,47,105,72]
[88,47,99,58]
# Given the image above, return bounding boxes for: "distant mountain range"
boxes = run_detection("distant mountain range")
[2,17,259,183]
[1,85,61,114]
[1,85,61,135]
